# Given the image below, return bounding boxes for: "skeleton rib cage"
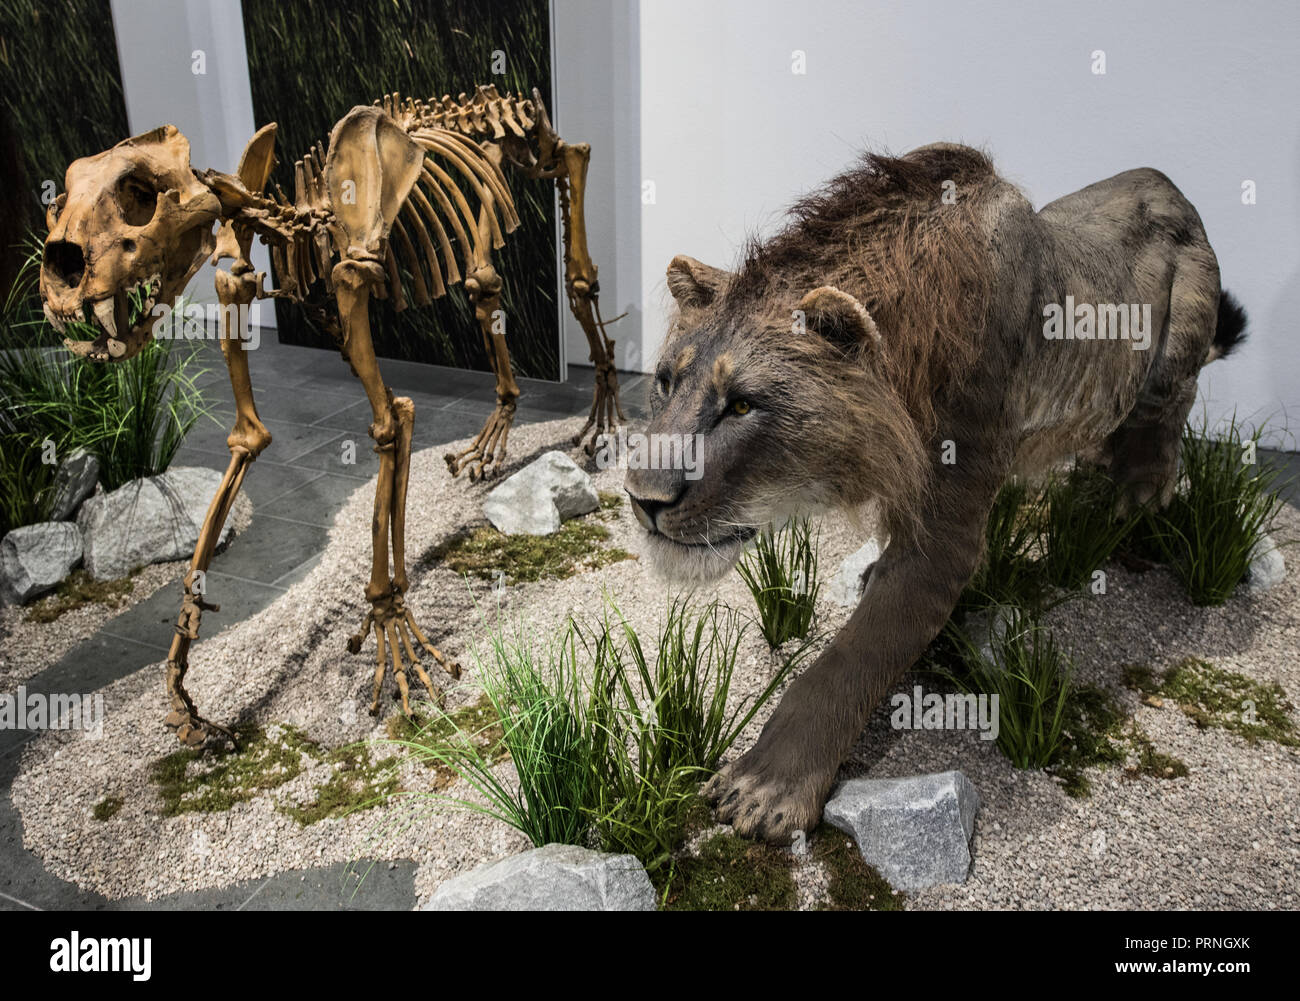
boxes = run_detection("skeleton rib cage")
[258,85,565,314]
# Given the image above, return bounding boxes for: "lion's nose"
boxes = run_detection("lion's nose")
[43,240,87,290]
[626,487,684,533]
[627,493,661,532]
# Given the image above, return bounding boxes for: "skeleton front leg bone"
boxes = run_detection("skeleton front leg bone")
[335,258,460,714]
[164,264,270,746]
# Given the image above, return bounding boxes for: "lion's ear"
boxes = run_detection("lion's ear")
[798,286,880,349]
[666,255,730,309]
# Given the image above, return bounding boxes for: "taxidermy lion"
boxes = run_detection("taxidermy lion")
[624,143,1246,843]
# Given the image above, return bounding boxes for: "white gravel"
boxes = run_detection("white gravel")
[9,418,1299,909]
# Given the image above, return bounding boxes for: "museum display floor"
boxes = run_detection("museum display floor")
[0,333,644,911]
[2,334,1295,912]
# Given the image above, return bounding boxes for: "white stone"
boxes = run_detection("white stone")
[1247,533,1285,592]
[828,537,883,607]
[422,843,657,911]
[823,770,980,892]
[77,466,233,580]
[483,451,599,536]
[48,448,101,521]
[0,522,83,604]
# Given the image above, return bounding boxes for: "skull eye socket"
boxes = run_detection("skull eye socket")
[115,173,158,227]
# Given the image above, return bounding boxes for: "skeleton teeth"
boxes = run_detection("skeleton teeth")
[93,298,117,338]
[44,303,66,333]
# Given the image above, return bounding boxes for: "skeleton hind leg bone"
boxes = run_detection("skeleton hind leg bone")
[445,202,521,480]
[334,257,461,716]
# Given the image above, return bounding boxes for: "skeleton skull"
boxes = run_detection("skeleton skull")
[40,125,222,362]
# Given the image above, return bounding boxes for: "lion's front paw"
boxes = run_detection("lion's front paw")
[704,746,831,845]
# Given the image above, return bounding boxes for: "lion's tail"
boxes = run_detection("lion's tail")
[1206,289,1248,363]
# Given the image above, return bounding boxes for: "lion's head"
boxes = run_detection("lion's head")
[624,255,930,583]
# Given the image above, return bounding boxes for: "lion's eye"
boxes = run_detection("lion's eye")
[731,399,751,416]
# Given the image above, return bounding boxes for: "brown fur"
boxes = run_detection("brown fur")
[724,145,996,434]
[631,142,1239,845]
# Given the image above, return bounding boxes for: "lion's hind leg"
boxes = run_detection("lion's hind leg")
[1106,259,1219,519]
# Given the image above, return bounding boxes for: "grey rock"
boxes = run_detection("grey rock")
[960,604,1016,661]
[483,451,599,536]
[0,522,83,605]
[828,537,883,607]
[823,770,980,891]
[48,448,101,521]
[1247,533,1285,592]
[77,467,233,581]
[423,843,656,911]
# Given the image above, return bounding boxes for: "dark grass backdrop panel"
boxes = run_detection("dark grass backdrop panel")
[241,0,560,381]
[0,0,128,312]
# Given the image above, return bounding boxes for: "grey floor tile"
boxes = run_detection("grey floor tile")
[240,462,325,507]
[413,408,495,447]
[269,473,368,525]
[210,515,330,586]
[287,433,382,479]
[252,387,361,427]
[240,860,417,910]
[1260,448,1300,509]
[261,422,351,463]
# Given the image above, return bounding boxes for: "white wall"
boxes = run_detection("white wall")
[110,0,275,322]
[552,0,642,370]
[628,0,1300,447]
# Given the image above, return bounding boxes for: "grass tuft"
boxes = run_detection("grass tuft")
[934,607,1073,768]
[961,480,1047,613]
[1040,467,1138,590]
[399,596,805,877]
[736,516,820,649]
[1144,414,1286,606]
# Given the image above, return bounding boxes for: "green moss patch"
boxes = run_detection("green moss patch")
[1052,683,1130,798]
[151,723,315,818]
[280,746,400,826]
[92,795,124,821]
[429,499,634,585]
[659,832,797,911]
[149,713,499,825]
[26,569,137,624]
[1127,733,1189,781]
[1125,657,1298,747]
[1051,681,1192,795]
[813,825,905,911]
[385,696,506,770]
